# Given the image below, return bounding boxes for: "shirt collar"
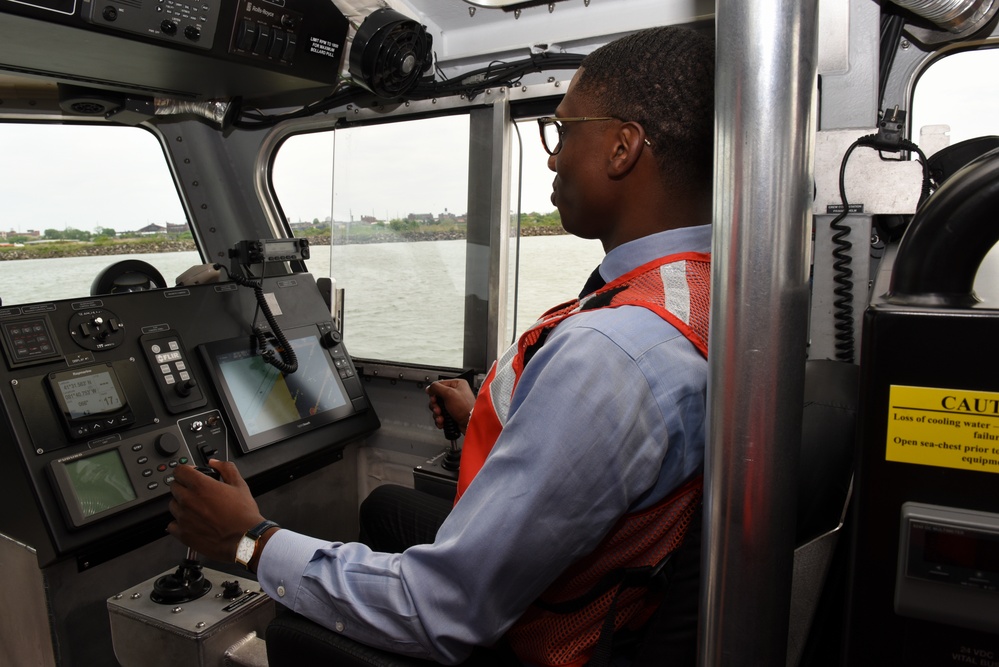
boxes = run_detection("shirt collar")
[598,224,712,284]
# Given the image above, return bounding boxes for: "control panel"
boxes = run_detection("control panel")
[895,503,999,635]
[84,0,222,50]
[78,0,349,71]
[0,1,351,101]
[0,274,379,568]
[48,424,194,528]
[229,0,302,64]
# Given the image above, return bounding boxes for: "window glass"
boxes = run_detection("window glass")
[0,124,191,306]
[272,114,605,367]
[505,119,604,346]
[912,49,999,147]
[912,48,999,304]
[273,116,470,366]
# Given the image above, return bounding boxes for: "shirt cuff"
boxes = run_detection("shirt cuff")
[256,528,338,608]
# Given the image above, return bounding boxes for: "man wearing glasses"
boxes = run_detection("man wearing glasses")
[168,25,715,667]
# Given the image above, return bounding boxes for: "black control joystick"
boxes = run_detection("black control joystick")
[440,404,462,472]
[151,466,221,604]
[151,552,212,604]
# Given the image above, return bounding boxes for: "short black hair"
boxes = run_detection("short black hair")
[577,26,715,193]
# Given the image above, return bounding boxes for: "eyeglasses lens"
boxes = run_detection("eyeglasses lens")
[543,121,562,155]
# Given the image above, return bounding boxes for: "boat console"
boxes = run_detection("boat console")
[0,261,379,570]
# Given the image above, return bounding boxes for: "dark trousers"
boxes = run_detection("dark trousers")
[357,485,524,666]
[358,484,453,552]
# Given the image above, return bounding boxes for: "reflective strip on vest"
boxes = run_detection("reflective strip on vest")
[487,254,708,431]
[662,260,692,325]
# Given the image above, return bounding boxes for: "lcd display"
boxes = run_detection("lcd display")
[57,370,123,419]
[921,525,999,572]
[267,240,297,254]
[205,330,353,451]
[64,449,137,518]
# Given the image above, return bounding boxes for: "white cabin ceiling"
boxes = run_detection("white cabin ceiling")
[378,0,714,67]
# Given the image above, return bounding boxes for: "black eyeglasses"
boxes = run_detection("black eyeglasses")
[537,117,614,156]
[537,116,652,156]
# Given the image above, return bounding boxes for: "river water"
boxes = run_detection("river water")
[0,236,605,366]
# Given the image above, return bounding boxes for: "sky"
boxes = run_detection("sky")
[0,114,557,234]
[272,114,556,224]
[0,48,996,235]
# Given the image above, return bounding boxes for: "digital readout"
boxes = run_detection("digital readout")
[57,371,123,419]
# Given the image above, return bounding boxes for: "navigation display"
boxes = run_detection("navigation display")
[63,449,137,519]
[202,328,355,452]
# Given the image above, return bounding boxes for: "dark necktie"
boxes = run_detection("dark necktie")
[579,266,606,298]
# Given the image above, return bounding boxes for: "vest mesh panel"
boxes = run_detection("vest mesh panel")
[507,479,703,666]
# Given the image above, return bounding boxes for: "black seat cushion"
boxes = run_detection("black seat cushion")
[266,609,437,667]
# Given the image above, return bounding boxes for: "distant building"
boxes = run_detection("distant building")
[135,223,167,235]
[0,229,40,239]
[360,215,378,224]
[408,213,435,223]
[134,222,189,235]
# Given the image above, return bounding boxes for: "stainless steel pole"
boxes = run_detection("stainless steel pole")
[702,0,820,663]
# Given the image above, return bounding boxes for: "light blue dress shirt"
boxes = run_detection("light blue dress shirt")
[257,224,712,664]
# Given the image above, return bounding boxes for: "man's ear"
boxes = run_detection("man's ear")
[607,121,647,178]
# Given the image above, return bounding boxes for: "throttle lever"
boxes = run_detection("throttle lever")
[439,402,462,472]
[195,465,221,480]
[151,458,221,604]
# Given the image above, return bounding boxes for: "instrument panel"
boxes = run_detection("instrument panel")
[0,274,378,568]
[0,0,350,101]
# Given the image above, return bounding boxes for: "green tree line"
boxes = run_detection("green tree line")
[2,225,194,245]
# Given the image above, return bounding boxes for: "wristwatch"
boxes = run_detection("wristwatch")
[235,519,280,570]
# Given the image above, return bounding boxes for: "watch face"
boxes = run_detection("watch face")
[236,536,255,565]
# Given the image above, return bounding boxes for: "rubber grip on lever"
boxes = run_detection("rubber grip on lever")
[440,404,461,442]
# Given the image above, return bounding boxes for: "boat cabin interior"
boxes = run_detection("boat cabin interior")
[0,0,998,665]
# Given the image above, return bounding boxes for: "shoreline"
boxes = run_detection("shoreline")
[0,226,568,261]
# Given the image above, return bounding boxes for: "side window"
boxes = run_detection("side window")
[273,116,470,367]
[0,124,191,306]
[911,49,999,149]
[912,48,999,303]
[505,119,604,345]
[271,114,605,367]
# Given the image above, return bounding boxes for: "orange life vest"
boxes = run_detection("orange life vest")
[456,252,711,666]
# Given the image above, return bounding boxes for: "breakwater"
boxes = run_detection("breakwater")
[0,226,567,261]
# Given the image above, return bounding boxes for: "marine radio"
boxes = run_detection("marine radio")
[230,238,310,265]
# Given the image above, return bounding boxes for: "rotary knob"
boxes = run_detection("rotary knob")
[321,329,342,348]
[156,432,181,457]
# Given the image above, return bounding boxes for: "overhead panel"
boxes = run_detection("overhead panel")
[0,0,350,101]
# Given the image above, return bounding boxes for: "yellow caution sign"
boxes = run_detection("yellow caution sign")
[886,385,999,474]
